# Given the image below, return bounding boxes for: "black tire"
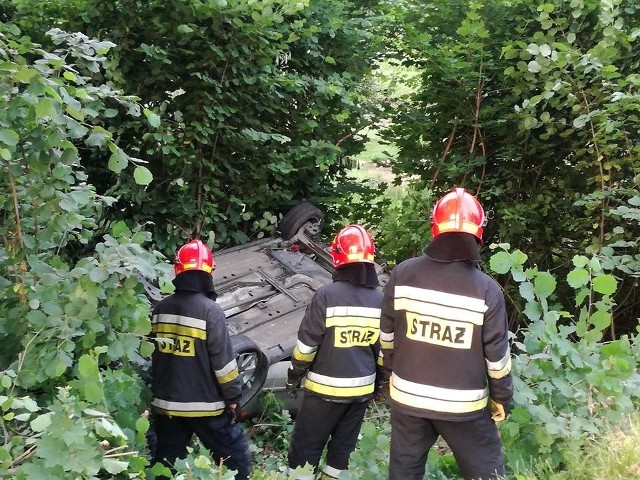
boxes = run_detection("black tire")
[231,335,269,410]
[278,202,325,240]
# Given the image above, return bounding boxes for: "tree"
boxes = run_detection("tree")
[8,0,390,252]
[376,0,640,331]
[0,24,165,477]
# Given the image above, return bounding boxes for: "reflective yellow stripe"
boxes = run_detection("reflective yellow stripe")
[152,323,206,340]
[405,314,474,349]
[216,359,239,384]
[487,354,511,379]
[216,369,239,384]
[155,334,196,357]
[380,339,394,350]
[435,220,480,236]
[333,326,379,347]
[377,355,383,366]
[293,346,317,362]
[345,252,374,262]
[390,373,488,413]
[305,372,375,397]
[181,262,213,273]
[380,331,394,350]
[305,379,375,397]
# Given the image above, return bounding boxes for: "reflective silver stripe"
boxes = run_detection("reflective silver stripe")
[296,339,318,354]
[380,330,394,350]
[151,398,226,412]
[215,358,238,377]
[215,358,239,377]
[326,306,381,318]
[152,313,206,331]
[326,316,380,328]
[392,373,488,401]
[322,464,343,478]
[326,306,380,329]
[486,349,512,379]
[306,371,375,387]
[380,331,394,342]
[390,373,489,413]
[394,286,486,325]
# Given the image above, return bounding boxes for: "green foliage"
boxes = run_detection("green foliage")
[7,0,391,254]
[1,0,640,477]
[0,24,166,478]
[247,392,294,473]
[488,245,640,470]
[375,183,434,265]
[377,0,640,330]
[513,412,640,480]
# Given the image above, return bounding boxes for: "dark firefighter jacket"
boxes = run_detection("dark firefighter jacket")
[380,233,513,421]
[150,270,242,417]
[289,263,383,402]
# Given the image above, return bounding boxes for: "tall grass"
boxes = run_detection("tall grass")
[514,413,640,480]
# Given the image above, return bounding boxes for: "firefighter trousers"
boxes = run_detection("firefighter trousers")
[288,394,368,478]
[152,411,251,480]
[388,407,505,480]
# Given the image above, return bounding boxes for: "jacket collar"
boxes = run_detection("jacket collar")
[424,232,481,263]
[172,270,218,300]
[332,263,380,288]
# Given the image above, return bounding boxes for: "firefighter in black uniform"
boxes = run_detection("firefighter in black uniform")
[150,240,251,479]
[381,188,513,480]
[286,225,384,480]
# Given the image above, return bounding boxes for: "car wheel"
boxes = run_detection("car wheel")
[278,202,325,240]
[231,335,269,411]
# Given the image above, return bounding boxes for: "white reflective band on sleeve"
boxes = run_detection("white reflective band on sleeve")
[326,305,381,319]
[152,313,207,331]
[306,371,376,387]
[151,398,226,412]
[296,339,318,354]
[486,349,512,379]
[380,331,395,342]
[394,286,487,325]
[215,358,239,377]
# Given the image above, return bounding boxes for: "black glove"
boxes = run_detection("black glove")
[226,403,239,425]
[286,367,303,399]
[285,380,299,399]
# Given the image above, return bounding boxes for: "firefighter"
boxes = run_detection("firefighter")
[150,240,251,480]
[286,225,384,480]
[381,188,513,480]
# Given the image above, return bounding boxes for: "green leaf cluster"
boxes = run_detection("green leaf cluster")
[488,245,640,469]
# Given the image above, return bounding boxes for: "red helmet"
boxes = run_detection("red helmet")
[174,240,215,276]
[330,224,375,269]
[431,187,487,242]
